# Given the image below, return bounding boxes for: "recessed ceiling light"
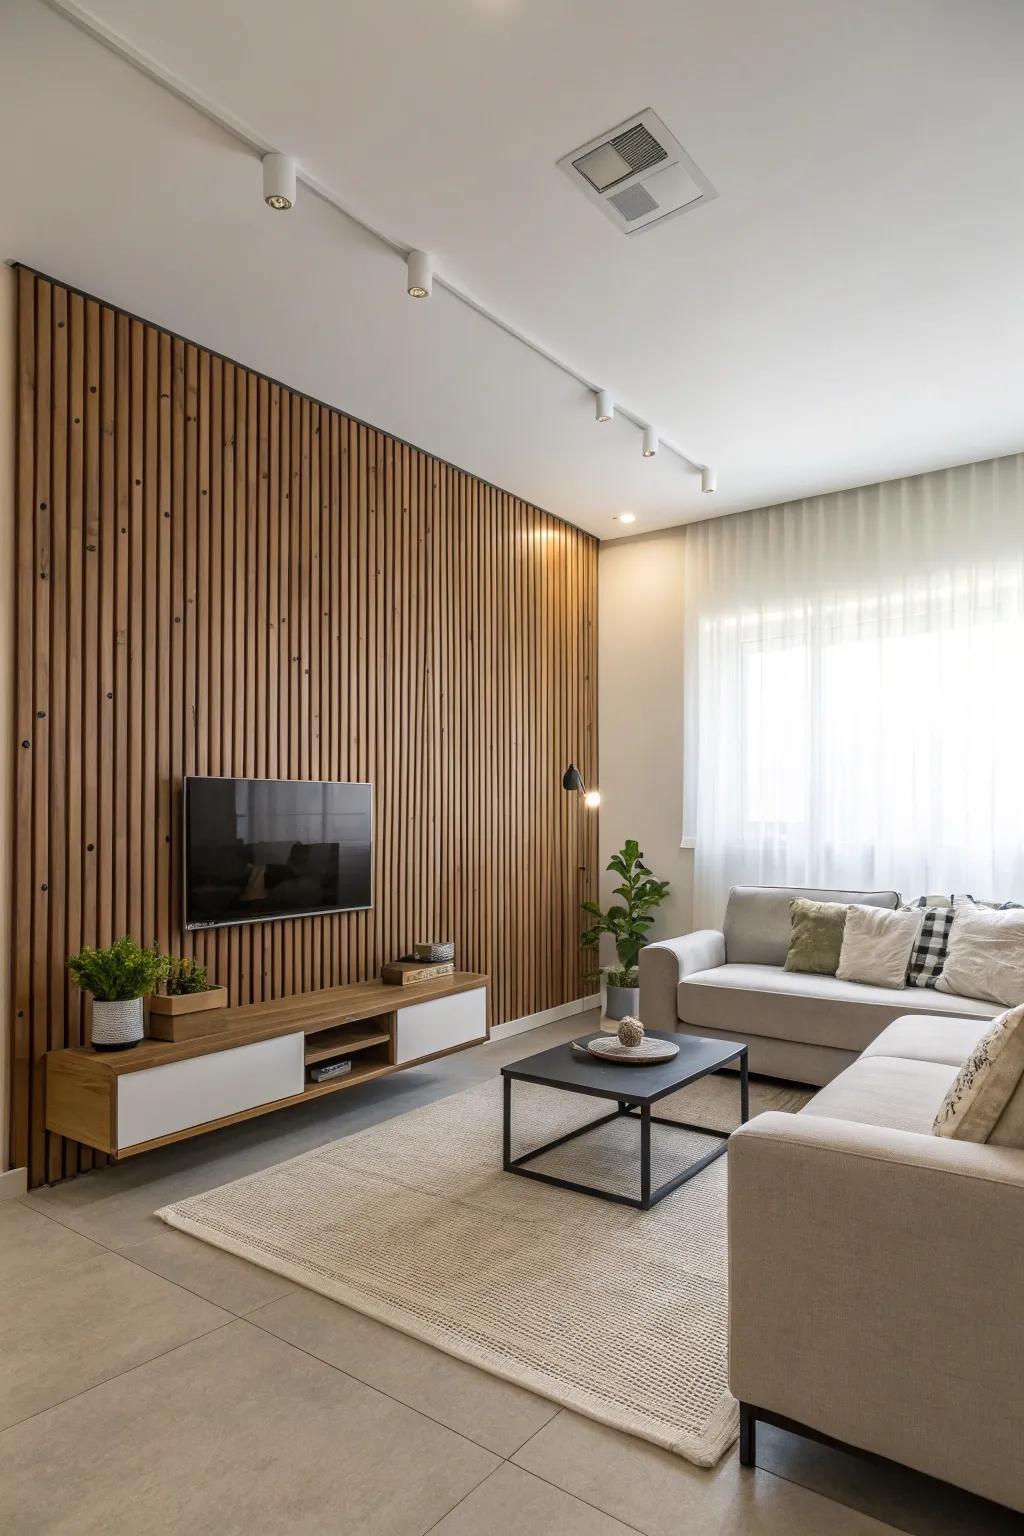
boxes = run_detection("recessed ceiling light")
[616,512,636,524]
[262,153,296,211]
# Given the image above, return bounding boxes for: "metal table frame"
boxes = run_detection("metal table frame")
[502,1041,748,1211]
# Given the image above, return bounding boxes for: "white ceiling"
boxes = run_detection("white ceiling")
[6,0,1024,539]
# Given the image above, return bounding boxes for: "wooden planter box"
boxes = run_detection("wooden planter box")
[147,985,229,1042]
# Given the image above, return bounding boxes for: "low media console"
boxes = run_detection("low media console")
[45,972,488,1161]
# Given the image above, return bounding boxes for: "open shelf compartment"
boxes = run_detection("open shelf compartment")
[303,1018,393,1066]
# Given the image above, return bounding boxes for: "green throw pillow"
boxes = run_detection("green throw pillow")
[784,898,850,975]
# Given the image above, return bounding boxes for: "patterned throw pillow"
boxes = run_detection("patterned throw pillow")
[933,1005,1024,1143]
[902,900,956,988]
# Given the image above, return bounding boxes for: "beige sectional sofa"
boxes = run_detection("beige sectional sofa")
[639,885,1000,1086]
[729,1012,1024,1512]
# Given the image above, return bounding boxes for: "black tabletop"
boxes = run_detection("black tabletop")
[501,1030,746,1104]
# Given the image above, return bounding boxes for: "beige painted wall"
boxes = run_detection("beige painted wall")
[597,528,693,947]
[0,265,14,1170]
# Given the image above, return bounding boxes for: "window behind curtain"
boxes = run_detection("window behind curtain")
[682,459,1024,927]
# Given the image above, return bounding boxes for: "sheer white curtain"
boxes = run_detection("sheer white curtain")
[682,455,1024,928]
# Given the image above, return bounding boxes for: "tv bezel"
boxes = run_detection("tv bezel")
[182,774,374,932]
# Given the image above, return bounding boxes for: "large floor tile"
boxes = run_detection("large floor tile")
[513,1409,899,1536]
[251,1288,558,1456]
[0,1319,498,1535]
[757,1422,1022,1536]
[0,1199,106,1288]
[0,1249,230,1429]
[22,1135,328,1249]
[123,1228,296,1314]
[430,1462,640,1535]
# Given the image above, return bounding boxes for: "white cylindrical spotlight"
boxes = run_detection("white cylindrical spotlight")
[407,250,433,298]
[262,153,296,211]
[595,389,613,423]
[701,467,717,494]
[642,426,658,458]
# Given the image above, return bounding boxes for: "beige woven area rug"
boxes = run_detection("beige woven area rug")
[159,1072,808,1466]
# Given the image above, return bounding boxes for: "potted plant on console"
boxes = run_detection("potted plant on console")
[150,956,228,1017]
[67,936,169,1051]
[146,955,229,1042]
[580,839,670,1021]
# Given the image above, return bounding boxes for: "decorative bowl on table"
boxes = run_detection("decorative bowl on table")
[573,1016,680,1065]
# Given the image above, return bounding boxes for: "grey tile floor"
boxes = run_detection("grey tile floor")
[2,1012,1017,1534]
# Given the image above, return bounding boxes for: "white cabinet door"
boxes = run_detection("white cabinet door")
[395,988,487,1065]
[117,1033,304,1150]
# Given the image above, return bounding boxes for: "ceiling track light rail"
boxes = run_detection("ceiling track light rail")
[47,0,716,493]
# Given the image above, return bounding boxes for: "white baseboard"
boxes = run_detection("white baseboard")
[0,1165,27,1201]
[491,994,601,1042]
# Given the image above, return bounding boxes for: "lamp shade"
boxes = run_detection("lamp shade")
[561,764,585,793]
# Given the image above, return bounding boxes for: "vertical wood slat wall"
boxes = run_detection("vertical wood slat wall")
[12,270,599,1188]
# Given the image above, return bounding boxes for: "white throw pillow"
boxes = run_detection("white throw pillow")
[836,903,923,989]
[935,905,1024,1006]
[933,1005,1024,1143]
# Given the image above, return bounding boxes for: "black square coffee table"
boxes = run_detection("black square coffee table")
[501,1030,748,1211]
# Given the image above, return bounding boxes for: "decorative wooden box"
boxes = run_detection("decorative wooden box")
[147,985,229,1042]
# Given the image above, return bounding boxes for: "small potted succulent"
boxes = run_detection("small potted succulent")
[149,955,228,1018]
[580,839,670,1021]
[67,936,169,1051]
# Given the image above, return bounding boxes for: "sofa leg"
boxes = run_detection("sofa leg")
[739,1402,756,1467]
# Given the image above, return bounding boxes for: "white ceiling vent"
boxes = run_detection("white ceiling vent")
[557,109,715,236]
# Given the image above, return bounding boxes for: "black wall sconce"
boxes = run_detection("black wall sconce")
[562,763,600,808]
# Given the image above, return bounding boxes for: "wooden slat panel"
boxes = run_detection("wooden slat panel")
[11,270,599,1187]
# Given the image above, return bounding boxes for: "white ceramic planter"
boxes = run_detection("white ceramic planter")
[605,984,640,1021]
[90,996,145,1052]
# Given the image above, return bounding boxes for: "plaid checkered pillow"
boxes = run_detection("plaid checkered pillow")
[903,900,956,988]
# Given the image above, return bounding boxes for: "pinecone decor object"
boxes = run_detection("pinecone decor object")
[617,1016,645,1049]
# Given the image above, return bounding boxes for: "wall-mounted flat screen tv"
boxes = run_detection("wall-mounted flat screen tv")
[183,777,372,930]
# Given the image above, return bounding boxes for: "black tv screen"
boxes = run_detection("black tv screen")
[183,777,372,930]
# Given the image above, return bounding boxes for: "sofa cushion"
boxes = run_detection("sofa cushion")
[723,885,900,966]
[799,1055,959,1134]
[935,904,1024,1007]
[784,898,850,976]
[934,1006,1024,1145]
[904,901,957,988]
[836,903,923,988]
[677,963,998,1054]
[862,1014,995,1068]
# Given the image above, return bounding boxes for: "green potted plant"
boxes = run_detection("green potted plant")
[67,937,169,1051]
[148,955,228,1030]
[580,839,670,1020]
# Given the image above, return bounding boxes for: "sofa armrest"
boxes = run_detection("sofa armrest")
[729,1112,1024,1509]
[639,931,725,1032]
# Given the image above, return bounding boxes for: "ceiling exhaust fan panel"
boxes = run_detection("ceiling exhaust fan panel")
[558,109,716,236]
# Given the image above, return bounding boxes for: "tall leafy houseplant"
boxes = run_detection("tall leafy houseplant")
[68,936,168,1051]
[580,840,670,1020]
